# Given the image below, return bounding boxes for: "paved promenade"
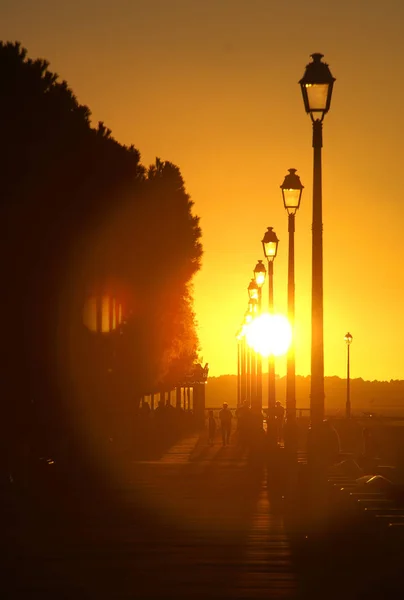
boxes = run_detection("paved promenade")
[2,432,297,599]
[3,430,404,599]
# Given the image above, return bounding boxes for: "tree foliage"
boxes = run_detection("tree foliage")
[0,41,202,459]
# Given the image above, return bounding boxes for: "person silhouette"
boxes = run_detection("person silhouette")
[218,403,232,446]
[208,410,216,445]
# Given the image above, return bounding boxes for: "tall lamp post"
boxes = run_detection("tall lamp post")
[236,327,243,408]
[299,53,335,429]
[248,281,259,409]
[253,260,266,411]
[344,332,353,418]
[281,169,304,451]
[261,227,279,412]
[243,309,253,405]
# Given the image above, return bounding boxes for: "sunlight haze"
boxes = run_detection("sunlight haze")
[3,0,404,381]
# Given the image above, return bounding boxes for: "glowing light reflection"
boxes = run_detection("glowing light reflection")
[245,313,292,357]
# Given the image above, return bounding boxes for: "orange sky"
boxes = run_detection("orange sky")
[2,0,404,381]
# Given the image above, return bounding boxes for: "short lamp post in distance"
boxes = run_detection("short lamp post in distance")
[261,227,279,412]
[344,332,353,418]
[299,53,335,430]
[253,260,267,411]
[281,168,304,451]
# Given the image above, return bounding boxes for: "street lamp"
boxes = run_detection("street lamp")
[248,278,259,302]
[281,168,304,450]
[253,260,266,289]
[253,260,266,411]
[261,227,279,412]
[299,53,335,429]
[344,332,353,418]
[262,227,279,263]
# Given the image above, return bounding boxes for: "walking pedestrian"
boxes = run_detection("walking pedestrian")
[218,402,232,446]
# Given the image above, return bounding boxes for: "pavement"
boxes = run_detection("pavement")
[3,428,404,599]
[1,429,298,599]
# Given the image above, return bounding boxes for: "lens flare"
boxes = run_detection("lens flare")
[245,313,292,357]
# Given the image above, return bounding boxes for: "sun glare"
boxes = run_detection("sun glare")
[245,313,292,357]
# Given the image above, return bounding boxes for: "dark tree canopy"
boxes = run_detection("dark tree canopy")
[0,41,202,461]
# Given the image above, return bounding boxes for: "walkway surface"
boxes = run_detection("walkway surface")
[2,432,298,599]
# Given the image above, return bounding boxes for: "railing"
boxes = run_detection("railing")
[204,407,312,420]
[204,407,404,422]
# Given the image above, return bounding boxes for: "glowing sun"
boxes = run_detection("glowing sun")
[245,313,292,357]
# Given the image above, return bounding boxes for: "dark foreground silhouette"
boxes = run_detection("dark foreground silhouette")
[2,418,404,599]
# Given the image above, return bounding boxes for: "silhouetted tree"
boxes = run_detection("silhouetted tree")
[0,41,202,471]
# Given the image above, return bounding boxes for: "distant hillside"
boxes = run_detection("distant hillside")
[205,374,404,416]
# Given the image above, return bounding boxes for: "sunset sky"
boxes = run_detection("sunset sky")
[2,0,404,382]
